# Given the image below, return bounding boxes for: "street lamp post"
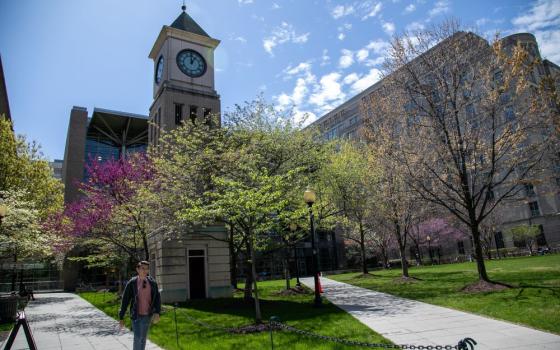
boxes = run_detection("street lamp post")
[426,235,433,265]
[289,223,301,287]
[304,188,322,307]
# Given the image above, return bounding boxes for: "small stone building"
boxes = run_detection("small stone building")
[148,225,231,303]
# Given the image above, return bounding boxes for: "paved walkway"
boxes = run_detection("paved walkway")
[301,277,560,350]
[1,293,162,350]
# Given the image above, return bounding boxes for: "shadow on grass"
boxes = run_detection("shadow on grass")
[178,297,348,324]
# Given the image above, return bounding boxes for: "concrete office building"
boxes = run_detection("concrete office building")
[310,32,560,259]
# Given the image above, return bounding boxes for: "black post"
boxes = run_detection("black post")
[293,245,301,287]
[308,204,322,307]
[174,303,179,348]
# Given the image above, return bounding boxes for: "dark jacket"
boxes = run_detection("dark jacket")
[119,275,161,320]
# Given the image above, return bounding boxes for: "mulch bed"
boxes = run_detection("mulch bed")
[461,280,510,293]
[273,286,311,296]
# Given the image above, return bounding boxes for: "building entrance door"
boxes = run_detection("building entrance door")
[188,249,206,299]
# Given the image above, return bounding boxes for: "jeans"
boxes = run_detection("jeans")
[132,315,151,350]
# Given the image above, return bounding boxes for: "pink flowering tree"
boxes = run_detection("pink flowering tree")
[44,153,155,262]
[409,218,468,264]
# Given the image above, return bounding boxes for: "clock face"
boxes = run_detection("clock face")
[176,49,207,78]
[155,56,164,84]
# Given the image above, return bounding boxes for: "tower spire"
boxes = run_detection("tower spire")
[181,0,186,12]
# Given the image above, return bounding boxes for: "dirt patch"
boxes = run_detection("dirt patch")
[354,273,380,279]
[392,276,420,284]
[228,323,272,334]
[461,280,510,293]
[273,286,311,296]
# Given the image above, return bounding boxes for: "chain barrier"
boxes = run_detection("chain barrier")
[269,319,477,350]
[176,308,477,350]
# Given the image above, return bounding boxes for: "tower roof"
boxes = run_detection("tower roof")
[170,11,210,38]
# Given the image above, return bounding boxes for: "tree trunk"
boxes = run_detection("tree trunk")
[249,240,262,324]
[359,221,368,274]
[229,225,238,289]
[394,222,409,277]
[11,249,17,291]
[142,234,149,261]
[244,244,253,301]
[284,249,291,290]
[399,245,409,277]
[471,225,490,282]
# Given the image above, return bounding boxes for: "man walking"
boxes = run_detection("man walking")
[119,261,161,350]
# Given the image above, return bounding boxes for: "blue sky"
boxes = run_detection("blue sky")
[1,0,559,160]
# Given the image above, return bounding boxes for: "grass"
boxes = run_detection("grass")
[80,279,392,350]
[329,254,560,334]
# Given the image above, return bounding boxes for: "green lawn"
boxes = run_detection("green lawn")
[80,279,392,350]
[329,254,560,334]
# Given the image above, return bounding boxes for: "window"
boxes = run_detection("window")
[500,93,511,105]
[494,231,505,249]
[493,70,503,84]
[524,183,536,197]
[189,105,198,124]
[504,106,515,122]
[466,104,478,128]
[528,201,540,217]
[457,240,465,255]
[536,225,548,246]
[487,188,495,201]
[203,108,212,126]
[174,103,183,125]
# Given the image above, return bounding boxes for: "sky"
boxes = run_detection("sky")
[1,0,559,161]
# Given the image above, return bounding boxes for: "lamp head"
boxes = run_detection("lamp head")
[426,235,431,241]
[0,204,7,218]
[303,188,316,205]
[289,223,298,232]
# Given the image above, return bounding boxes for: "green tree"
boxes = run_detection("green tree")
[0,117,64,290]
[318,141,380,275]
[150,98,329,323]
[509,224,540,255]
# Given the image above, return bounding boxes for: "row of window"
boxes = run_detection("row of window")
[174,103,212,126]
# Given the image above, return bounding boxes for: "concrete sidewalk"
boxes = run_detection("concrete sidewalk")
[1,293,162,350]
[301,277,560,350]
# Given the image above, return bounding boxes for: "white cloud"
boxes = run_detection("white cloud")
[272,2,281,10]
[309,72,346,112]
[332,5,355,19]
[511,0,560,62]
[321,49,331,66]
[406,21,425,31]
[338,33,346,41]
[234,36,247,43]
[343,73,360,84]
[339,49,354,68]
[512,0,560,31]
[366,39,391,54]
[282,61,315,84]
[263,22,310,56]
[362,2,383,20]
[365,56,386,66]
[475,18,489,27]
[382,21,396,36]
[404,4,416,13]
[429,0,450,18]
[284,62,311,76]
[349,68,382,94]
[238,0,254,4]
[356,49,369,62]
[293,109,318,126]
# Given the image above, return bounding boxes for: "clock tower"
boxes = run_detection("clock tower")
[148,5,221,144]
